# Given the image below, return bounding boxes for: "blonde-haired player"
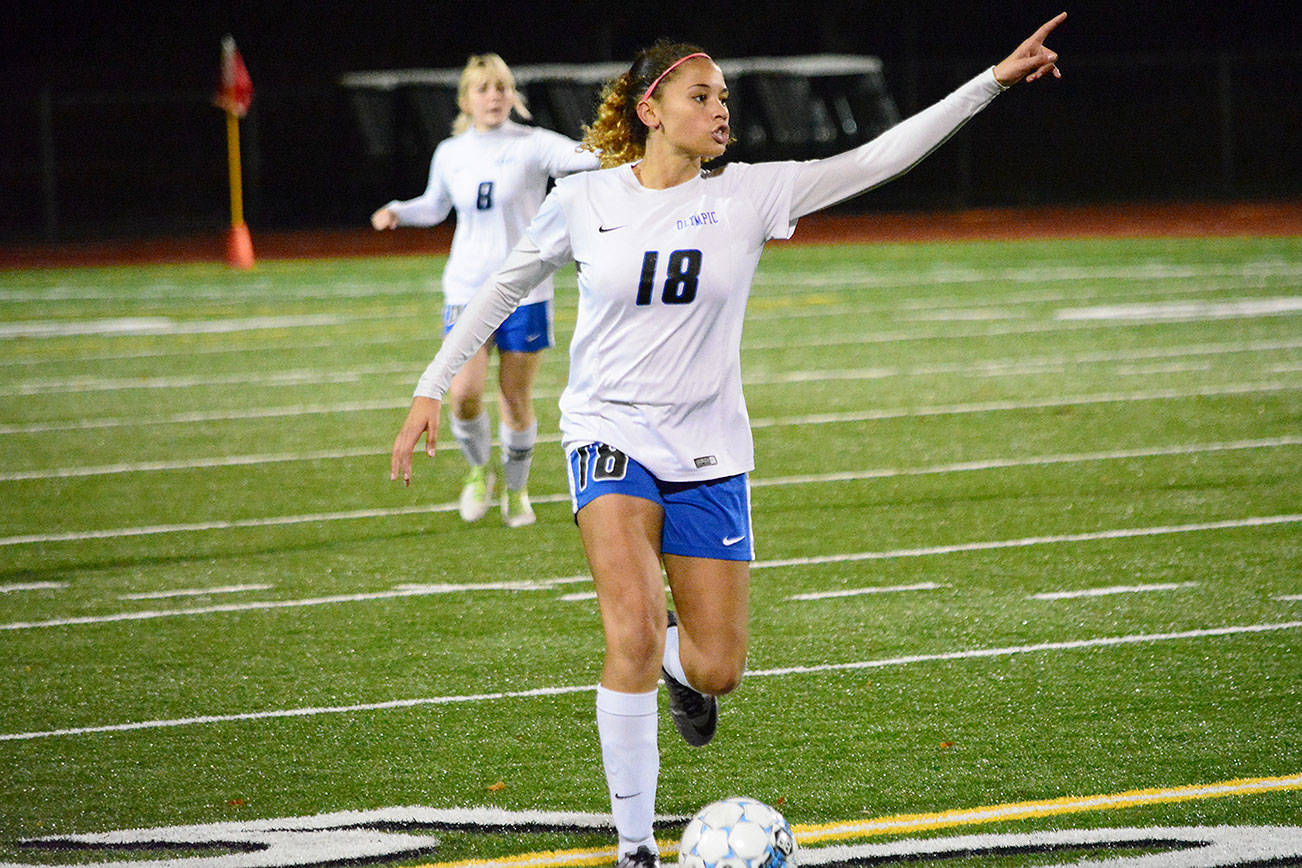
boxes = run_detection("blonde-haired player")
[373,54,599,526]
[392,16,1065,866]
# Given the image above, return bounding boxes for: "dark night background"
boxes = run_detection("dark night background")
[3,1,1299,243]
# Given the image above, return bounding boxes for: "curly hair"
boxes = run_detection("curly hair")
[581,40,708,168]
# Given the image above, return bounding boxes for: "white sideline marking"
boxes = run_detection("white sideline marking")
[4,515,1295,630]
[748,260,1302,294]
[3,378,1296,438]
[0,313,387,340]
[0,581,68,593]
[9,334,1298,399]
[1278,595,1302,601]
[0,399,401,435]
[0,446,383,481]
[1,578,585,631]
[5,421,1297,487]
[748,382,1298,430]
[6,259,1292,306]
[1057,296,1302,322]
[787,582,947,601]
[1030,582,1198,600]
[5,363,417,396]
[3,620,1298,741]
[744,620,1302,679]
[0,332,425,370]
[118,584,272,601]
[1114,361,1214,376]
[751,435,1302,489]
[754,515,1301,570]
[0,272,1287,371]
[3,437,1297,544]
[0,500,479,547]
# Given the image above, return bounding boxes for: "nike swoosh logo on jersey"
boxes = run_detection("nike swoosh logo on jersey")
[598,224,625,232]
[722,535,745,546]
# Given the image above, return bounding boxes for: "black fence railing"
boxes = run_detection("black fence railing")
[2,51,1297,244]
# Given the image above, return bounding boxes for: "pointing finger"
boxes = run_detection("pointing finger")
[1033,11,1068,43]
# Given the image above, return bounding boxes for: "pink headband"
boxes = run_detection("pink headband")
[640,52,712,103]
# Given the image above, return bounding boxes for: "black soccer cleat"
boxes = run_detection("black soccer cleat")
[662,611,719,747]
[615,845,660,868]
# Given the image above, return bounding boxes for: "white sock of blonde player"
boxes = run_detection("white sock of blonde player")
[500,420,536,491]
[449,411,491,468]
[596,686,659,859]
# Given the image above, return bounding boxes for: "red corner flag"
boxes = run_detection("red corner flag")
[215,35,254,116]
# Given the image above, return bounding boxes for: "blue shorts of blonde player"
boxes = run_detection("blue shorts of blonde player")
[443,300,552,353]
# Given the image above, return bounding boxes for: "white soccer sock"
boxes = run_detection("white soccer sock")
[448,411,491,467]
[596,686,659,858]
[662,621,691,688]
[499,420,536,492]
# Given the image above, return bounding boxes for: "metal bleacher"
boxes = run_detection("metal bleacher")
[339,55,899,167]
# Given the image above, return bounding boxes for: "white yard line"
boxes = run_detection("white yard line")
[0,581,68,593]
[747,381,1296,429]
[3,515,1296,630]
[118,584,273,601]
[2,377,1296,438]
[7,336,1298,399]
[0,273,1287,371]
[3,436,1297,542]
[3,619,1298,741]
[752,515,1301,570]
[1057,297,1302,322]
[0,446,384,481]
[6,260,1294,306]
[786,582,948,601]
[0,313,403,340]
[1,577,584,632]
[1030,582,1198,600]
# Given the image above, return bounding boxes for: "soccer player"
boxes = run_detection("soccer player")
[372,53,599,526]
[391,15,1064,866]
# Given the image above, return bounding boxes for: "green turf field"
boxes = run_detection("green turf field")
[0,235,1299,867]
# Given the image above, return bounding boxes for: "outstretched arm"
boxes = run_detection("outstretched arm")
[788,12,1067,219]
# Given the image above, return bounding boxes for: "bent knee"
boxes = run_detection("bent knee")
[692,660,745,696]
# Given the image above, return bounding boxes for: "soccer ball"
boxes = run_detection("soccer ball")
[678,797,796,868]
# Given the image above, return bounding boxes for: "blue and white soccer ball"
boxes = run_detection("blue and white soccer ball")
[678,796,797,868]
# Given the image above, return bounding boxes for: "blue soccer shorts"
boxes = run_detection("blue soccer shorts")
[442,300,552,353]
[566,443,754,561]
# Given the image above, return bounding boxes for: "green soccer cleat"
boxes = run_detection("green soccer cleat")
[501,487,536,528]
[458,465,494,522]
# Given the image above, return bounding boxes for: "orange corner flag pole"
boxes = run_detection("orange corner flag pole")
[216,35,255,269]
[224,109,254,269]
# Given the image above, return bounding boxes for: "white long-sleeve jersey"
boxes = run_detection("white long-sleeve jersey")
[385,120,599,306]
[414,68,1006,479]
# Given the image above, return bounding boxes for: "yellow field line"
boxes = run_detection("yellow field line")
[792,772,1302,843]
[417,772,1302,868]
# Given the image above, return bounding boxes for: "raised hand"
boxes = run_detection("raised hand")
[994,12,1067,87]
